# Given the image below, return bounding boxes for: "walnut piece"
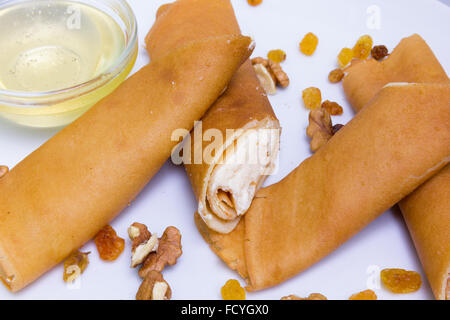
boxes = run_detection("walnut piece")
[63,250,90,282]
[268,60,289,88]
[0,165,9,178]
[251,57,289,95]
[128,222,159,268]
[136,271,172,300]
[251,57,269,67]
[253,63,276,95]
[139,226,182,278]
[307,107,344,152]
[281,293,327,300]
[306,108,333,152]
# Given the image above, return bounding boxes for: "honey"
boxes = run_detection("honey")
[0,0,137,127]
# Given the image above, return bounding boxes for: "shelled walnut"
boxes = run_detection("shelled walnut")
[306,107,344,152]
[128,222,159,268]
[251,57,289,95]
[139,226,182,278]
[136,271,172,300]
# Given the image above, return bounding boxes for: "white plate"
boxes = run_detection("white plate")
[0,0,449,300]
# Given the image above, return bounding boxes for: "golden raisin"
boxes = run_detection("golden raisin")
[352,35,373,60]
[337,48,354,68]
[281,293,327,300]
[349,289,377,300]
[221,279,246,300]
[328,68,345,83]
[300,32,318,56]
[371,45,389,60]
[321,100,343,115]
[63,250,90,282]
[94,225,125,261]
[247,0,262,6]
[302,87,322,110]
[381,268,422,293]
[267,49,286,63]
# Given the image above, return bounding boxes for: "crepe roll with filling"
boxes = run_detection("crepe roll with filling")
[146,0,280,234]
[0,32,253,292]
[343,34,449,300]
[195,83,450,290]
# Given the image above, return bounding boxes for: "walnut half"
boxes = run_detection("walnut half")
[251,57,289,95]
[128,222,159,268]
[306,107,344,152]
[136,271,172,300]
[138,226,182,278]
[306,107,333,152]
[253,63,277,95]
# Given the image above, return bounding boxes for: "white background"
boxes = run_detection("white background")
[0,0,449,300]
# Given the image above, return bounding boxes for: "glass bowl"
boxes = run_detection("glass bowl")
[0,0,138,127]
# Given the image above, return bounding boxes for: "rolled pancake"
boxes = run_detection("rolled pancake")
[196,83,450,290]
[401,166,450,300]
[146,0,280,234]
[343,34,449,112]
[0,34,253,292]
[343,34,449,300]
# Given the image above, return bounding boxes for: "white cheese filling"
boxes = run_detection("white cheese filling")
[206,128,279,220]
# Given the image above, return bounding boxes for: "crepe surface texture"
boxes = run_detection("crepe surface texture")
[196,83,450,291]
[146,0,280,234]
[0,25,253,291]
[343,34,449,300]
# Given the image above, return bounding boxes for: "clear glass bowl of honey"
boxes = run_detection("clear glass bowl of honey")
[0,0,138,127]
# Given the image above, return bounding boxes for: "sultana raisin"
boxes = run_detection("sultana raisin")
[332,124,344,134]
[247,0,262,6]
[337,48,354,68]
[328,68,345,83]
[94,225,125,261]
[371,45,389,60]
[63,250,90,282]
[300,32,318,56]
[281,293,327,300]
[322,100,343,115]
[349,289,377,300]
[381,268,422,294]
[302,87,322,110]
[352,35,373,60]
[221,279,246,300]
[267,49,286,63]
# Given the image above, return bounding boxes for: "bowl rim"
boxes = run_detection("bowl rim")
[0,0,138,104]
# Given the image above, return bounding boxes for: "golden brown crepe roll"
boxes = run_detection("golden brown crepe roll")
[146,0,280,234]
[343,34,449,300]
[196,83,450,291]
[401,166,450,300]
[343,34,449,111]
[0,34,253,292]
